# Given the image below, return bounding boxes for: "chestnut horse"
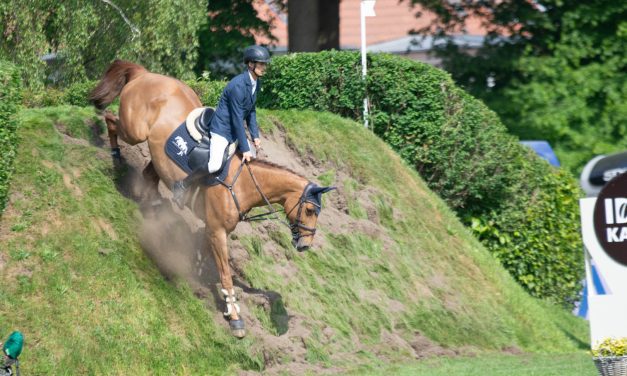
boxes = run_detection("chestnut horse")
[90,60,334,337]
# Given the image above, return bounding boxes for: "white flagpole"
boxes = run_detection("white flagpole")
[361,1,375,128]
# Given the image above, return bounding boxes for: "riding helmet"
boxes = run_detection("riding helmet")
[243,45,270,64]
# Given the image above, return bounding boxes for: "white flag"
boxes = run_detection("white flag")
[362,0,376,17]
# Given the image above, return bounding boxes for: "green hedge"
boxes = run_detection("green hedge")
[22,79,226,109]
[184,79,227,107]
[22,81,97,108]
[0,60,22,214]
[260,52,519,211]
[470,154,583,306]
[259,51,583,307]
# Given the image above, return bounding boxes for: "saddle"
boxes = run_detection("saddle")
[185,107,214,171]
[185,107,214,143]
[166,107,237,180]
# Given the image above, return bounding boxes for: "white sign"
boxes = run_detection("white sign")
[361,0,376,17]
[582,195,627,346]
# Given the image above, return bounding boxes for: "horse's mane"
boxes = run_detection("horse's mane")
[90,60,147,110]
[250,158,307,180]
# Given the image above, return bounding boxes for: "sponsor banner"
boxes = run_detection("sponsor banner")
[593,173,627,266]
[583,172,627,345]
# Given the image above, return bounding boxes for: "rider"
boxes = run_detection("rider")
[172,45,270,207]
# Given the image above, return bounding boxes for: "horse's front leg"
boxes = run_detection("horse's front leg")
[207,227,246,338]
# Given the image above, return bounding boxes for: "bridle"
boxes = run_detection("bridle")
[217,160,319,243]
[284,183,320,242]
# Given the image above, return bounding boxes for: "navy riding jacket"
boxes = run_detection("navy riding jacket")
[209,71,260,153]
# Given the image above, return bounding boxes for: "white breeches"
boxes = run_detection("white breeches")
[208,132,229,173]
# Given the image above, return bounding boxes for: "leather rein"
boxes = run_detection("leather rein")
[217,160,318,240]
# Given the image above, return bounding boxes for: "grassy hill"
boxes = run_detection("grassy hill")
[0,105,594,374]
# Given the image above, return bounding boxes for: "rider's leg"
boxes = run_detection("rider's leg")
[207,133,230,174]
[172,133,229,208]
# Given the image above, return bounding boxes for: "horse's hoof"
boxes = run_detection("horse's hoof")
[229,318,246,338]
[232,328,246,338]
[111,147,122,164]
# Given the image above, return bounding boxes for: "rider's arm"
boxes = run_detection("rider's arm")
[228,89,251,153]
[246,106,259,141]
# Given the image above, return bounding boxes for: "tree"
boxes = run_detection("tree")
[288,0,340,52]
[498,4,627,170]
[0,0,205,86]
[318,0,341,51]
[195,0,278,79]
[405,0,627,172]
[195,0,340,77]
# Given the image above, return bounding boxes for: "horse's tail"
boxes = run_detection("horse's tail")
[89,60,147,110]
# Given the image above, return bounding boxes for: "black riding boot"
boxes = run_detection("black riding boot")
[172,168,212,208]
[172,134,219,208]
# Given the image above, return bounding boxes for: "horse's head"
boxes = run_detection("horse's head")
[287,183,336,251]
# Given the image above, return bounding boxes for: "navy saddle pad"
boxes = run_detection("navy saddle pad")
[164,122,232,186]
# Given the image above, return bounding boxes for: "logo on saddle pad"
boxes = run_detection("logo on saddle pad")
[172,136,188,156]
[594,172,627,266]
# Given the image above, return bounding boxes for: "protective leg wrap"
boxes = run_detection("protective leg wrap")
[221,288,241,317]
[111,147,121,160]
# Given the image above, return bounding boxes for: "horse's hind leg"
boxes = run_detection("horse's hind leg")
[103,111,121,162]
[207,227,246,338]
[140,161,163,214]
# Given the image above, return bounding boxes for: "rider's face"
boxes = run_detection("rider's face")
[250,62,267,77]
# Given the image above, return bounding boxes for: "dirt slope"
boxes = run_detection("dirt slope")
[113,122,454,375]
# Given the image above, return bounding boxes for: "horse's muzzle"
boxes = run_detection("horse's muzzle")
[293,238,311,252]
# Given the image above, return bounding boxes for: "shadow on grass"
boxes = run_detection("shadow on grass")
[559,324,590,350]
[234,279,290,336]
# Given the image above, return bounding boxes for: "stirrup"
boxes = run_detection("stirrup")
[172,181,187,209]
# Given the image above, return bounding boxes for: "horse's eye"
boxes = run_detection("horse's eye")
[305,208,316,216]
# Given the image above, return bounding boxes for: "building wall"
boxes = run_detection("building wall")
[254,0,486,60]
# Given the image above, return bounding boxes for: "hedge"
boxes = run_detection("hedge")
[184,79,227,107]
[259,51,583,307]
[0,60,22,214]
[470,153,583,306]
[22,81,96,108]
[22,78,226,109]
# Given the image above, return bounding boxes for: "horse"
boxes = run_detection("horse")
[89,60,334,338]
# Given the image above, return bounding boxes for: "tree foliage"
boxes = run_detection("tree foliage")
[0,0,206,87]
[405,0,627,172]
[288,0,340,52]
[195,0,279,79]
[0,60,22,215]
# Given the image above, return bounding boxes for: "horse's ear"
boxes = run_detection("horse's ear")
[312,186,336,195]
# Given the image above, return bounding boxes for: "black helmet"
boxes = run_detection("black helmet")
[243,45,270,64]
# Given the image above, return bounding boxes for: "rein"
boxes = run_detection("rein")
[217,160,317,240]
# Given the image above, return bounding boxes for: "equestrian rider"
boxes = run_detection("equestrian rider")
[172,45,270,207]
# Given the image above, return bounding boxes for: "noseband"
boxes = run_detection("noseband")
[286,183,320,242]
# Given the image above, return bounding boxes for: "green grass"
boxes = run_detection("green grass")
[248,109,590,363]
[355,352,597,375]
[1,105,592,374]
